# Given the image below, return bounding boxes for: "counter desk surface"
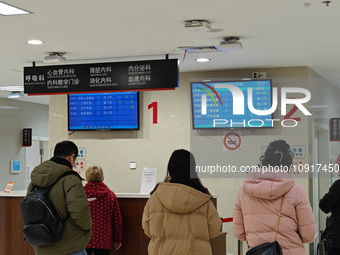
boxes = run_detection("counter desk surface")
[0,191,219,255]
[0,191,218,198]
[0,190,153,198]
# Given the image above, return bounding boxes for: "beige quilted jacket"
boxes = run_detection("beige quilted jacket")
[142,182,221,255]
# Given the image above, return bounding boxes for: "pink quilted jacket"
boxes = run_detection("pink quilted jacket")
[233,170,317,255]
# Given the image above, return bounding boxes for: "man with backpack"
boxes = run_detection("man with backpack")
[28,140,92,255]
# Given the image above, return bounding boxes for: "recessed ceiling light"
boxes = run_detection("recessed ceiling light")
[27,39,44,45]
[8,91,24,99]
[0,86,24,92]
[0,2,30,16]
[0,105,18,109]
[308,105,328,109]
[195,58,211,63]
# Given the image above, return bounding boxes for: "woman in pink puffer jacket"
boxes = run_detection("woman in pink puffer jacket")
[233,140,317,255]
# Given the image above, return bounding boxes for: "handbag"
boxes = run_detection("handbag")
[246,195,285,255]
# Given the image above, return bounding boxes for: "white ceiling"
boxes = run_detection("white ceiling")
[0,0,339,105]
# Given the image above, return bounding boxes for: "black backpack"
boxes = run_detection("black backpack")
[20,171,80,246]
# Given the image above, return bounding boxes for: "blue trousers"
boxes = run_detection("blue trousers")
[69,249,87,255]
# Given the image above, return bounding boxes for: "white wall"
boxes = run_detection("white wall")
[0,98,49,190]
[0,66,336,254]
[307,68,340,242]
[49,66,315,255]
[184,67,311,254]
[49,88,190,192]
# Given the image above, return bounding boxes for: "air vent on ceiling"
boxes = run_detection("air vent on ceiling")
[184,19,223,32]
[43,52,66,64]
[179,37,242,53]
[178,46,226,53]
[184,20,211,32]
[219,36,243,50]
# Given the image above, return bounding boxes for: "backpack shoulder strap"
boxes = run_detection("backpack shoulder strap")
[57,170,83,182]
[43,171,83,195]
[42,171,83,223]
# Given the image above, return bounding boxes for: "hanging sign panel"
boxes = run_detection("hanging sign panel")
[24,59,179,95]
[330,118,340,141]
[22,128,32,147]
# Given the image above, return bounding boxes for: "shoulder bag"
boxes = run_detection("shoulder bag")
[246,195,285,255]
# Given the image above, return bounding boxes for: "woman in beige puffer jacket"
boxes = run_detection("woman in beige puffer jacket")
[142,149,222,255]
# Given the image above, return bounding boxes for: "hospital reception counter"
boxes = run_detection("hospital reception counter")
[0,192,223,255]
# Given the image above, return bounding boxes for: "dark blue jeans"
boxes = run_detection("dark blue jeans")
[69,249,87,255]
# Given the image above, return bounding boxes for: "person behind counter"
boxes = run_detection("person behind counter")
[84,164,122,255]
[319,153,340,255]
[142,149,222,255]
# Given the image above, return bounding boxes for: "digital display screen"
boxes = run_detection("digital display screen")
[68,91,139,130]
[191,79,273,129]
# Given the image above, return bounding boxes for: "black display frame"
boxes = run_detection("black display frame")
[190,79,274,129]
[67,91,140,131]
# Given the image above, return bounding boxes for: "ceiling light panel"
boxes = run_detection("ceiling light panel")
[27,40,43,45]
[0,2,30,16]
[0,105,18,109]
[196,58,211,63]
[8,92,24,99]
[0,86,24,92]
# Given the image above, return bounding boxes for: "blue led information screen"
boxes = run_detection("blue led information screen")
[191,80,273,129]
[68,91,139,130]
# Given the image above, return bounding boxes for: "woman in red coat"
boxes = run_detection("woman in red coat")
[84,164,123,255]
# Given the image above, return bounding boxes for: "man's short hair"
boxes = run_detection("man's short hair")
[53,140,78,158]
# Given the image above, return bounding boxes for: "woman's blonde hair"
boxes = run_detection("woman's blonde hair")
[85,164,104,182]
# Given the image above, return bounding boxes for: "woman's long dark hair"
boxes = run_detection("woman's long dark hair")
[164,149,208,194]
[260,140,294,168]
